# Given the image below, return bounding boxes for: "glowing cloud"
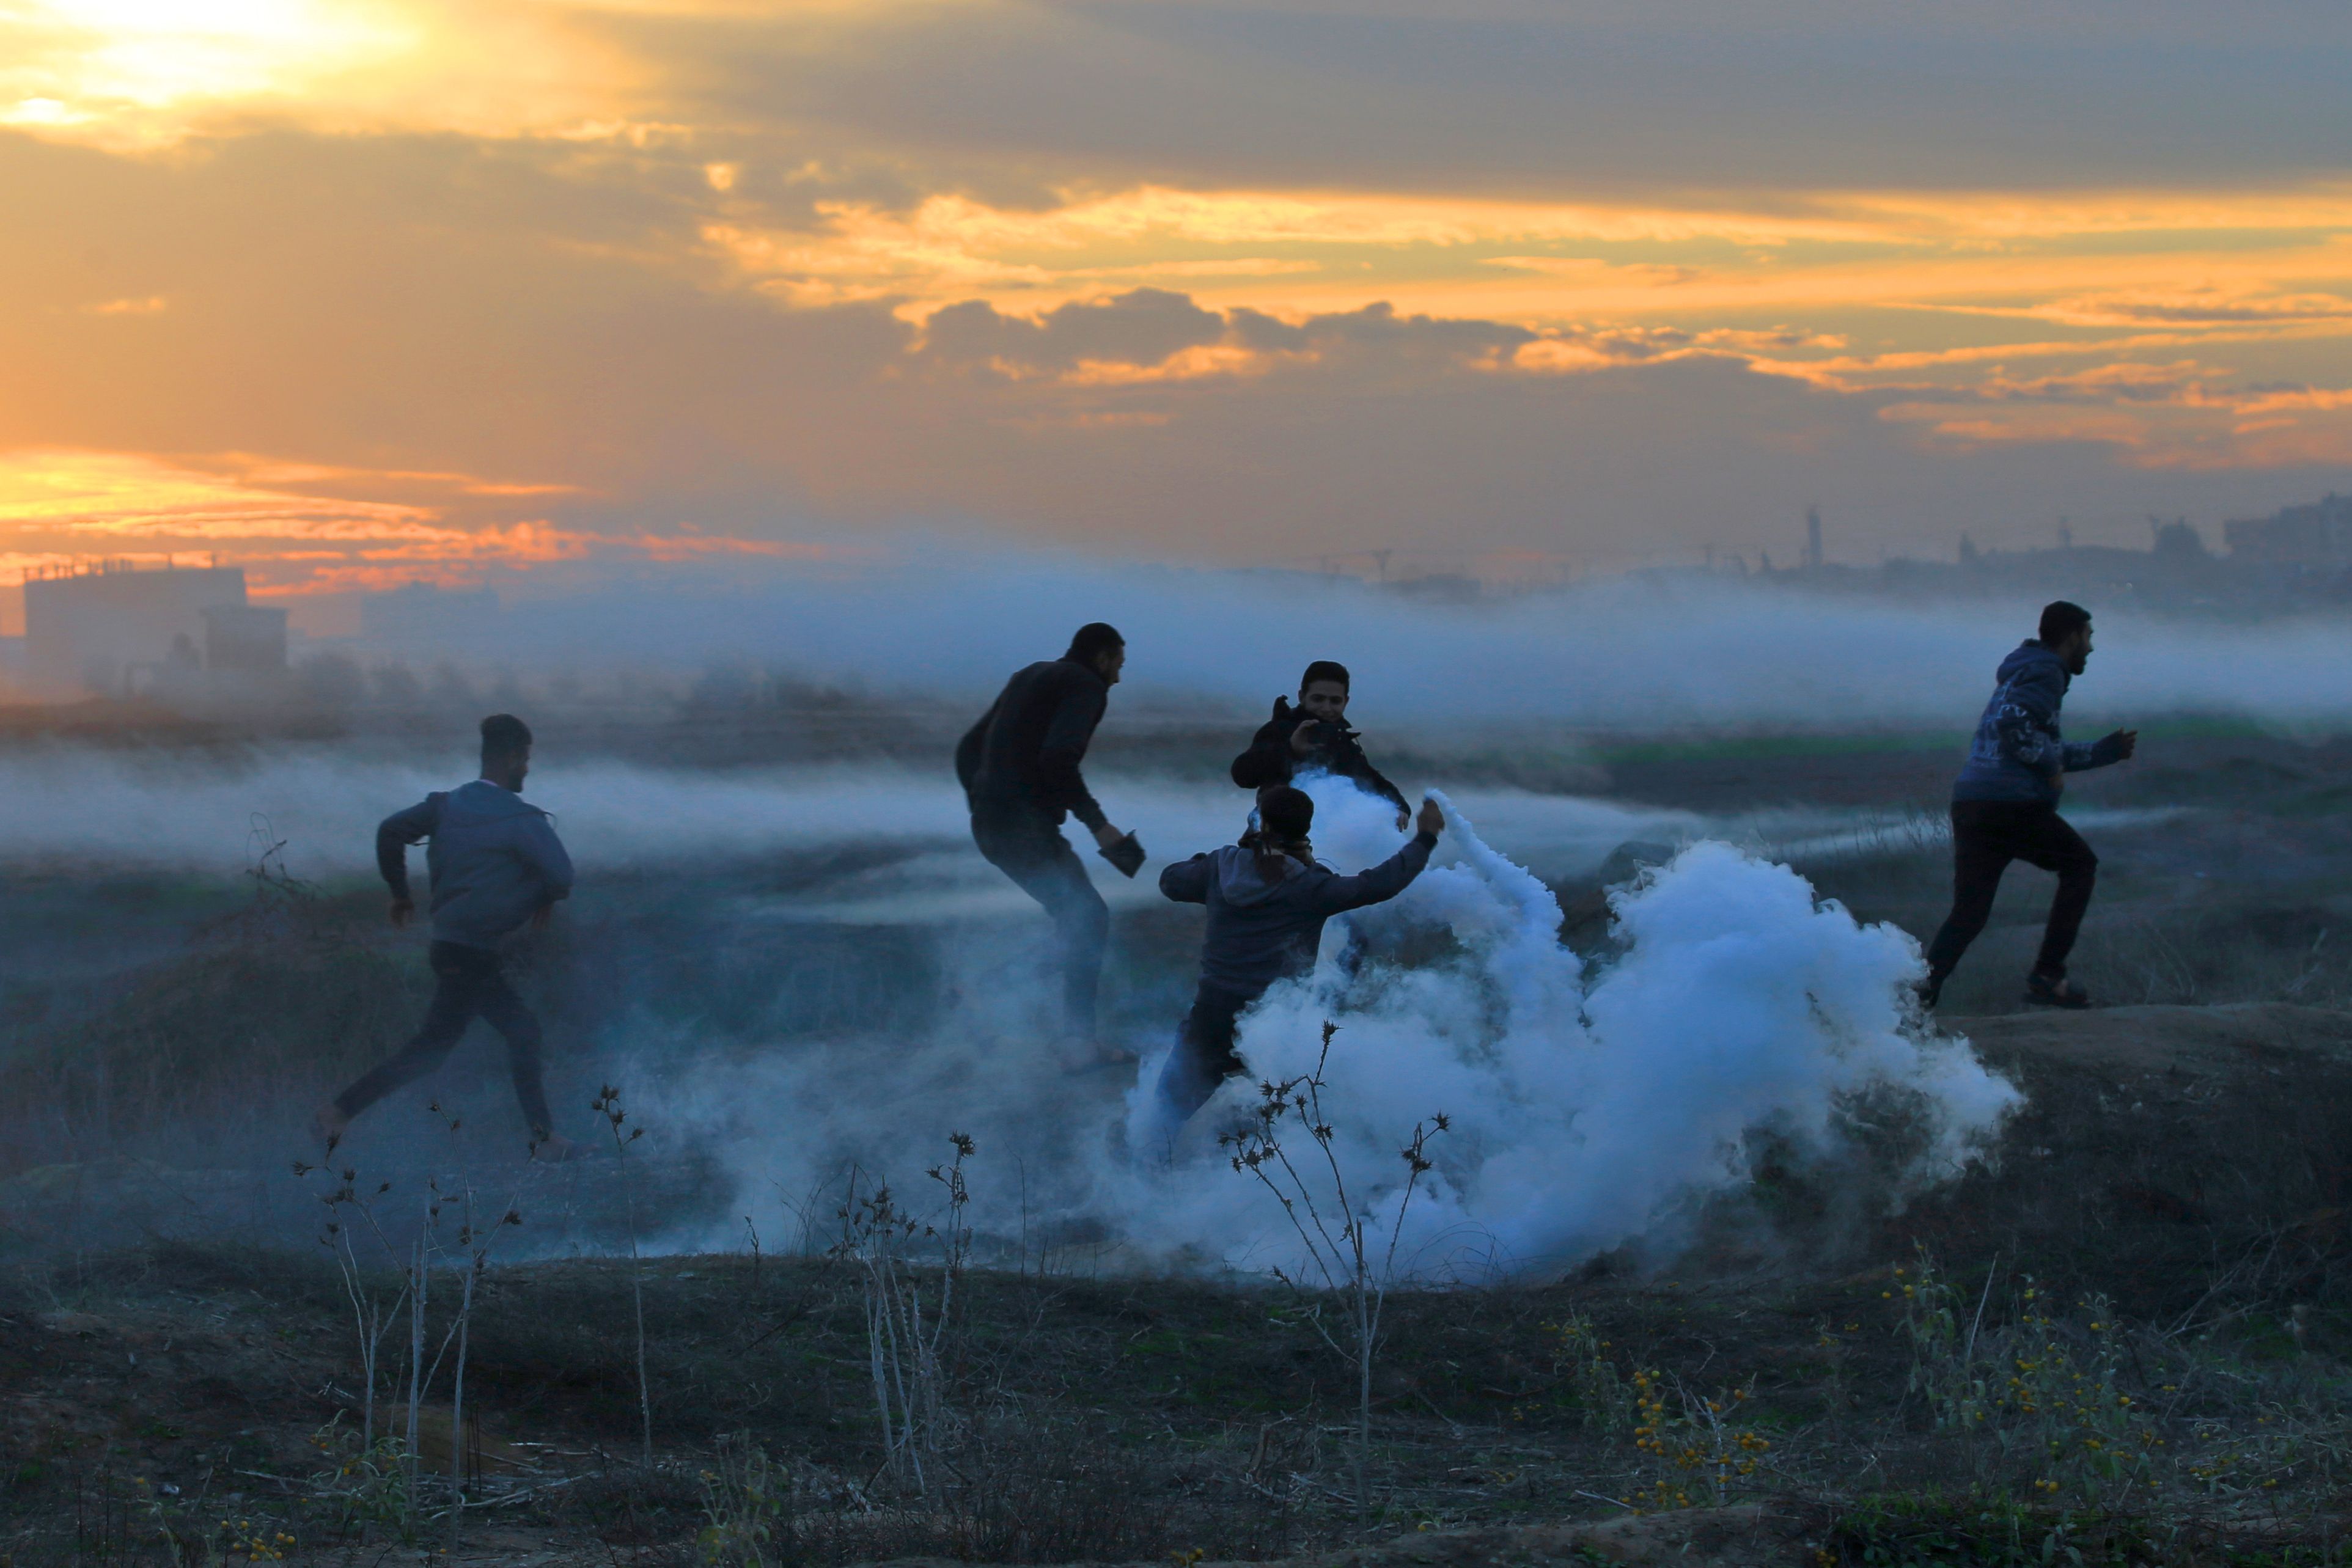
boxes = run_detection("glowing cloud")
[0,450,824,595]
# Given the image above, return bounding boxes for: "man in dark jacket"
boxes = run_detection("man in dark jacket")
[1231,661,1410,828]
[1920,601,2137,1010]
[1152,786,1444,1128]
[956,623,1137,1064]
[315,714,576,1157]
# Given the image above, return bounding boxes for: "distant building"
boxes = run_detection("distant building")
[2224,493,2352,570]
[23,563,250,695]
[1804,507,1824,570]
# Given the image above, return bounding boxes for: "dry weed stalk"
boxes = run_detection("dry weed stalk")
[297,1151,408,1453]
[829,1134,977,1497]
[592,1082,655,1468]
[1222,1020,1446,1517]
[296,1102,523,1547]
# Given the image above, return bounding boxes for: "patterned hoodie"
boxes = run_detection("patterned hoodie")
[1952,640,2126,805]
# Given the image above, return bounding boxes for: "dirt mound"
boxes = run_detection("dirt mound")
[1953,998,2352,1077]
[1886,1002,2352,1310]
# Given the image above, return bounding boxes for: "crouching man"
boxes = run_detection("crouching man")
[1152,787,1443,1130]
[315,714,575,1159]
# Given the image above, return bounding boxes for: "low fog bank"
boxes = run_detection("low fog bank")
[0,750,1700,887]
[368,548,2352,734]
[0,744,2165,893]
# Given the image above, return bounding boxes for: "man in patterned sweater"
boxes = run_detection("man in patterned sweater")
[1920,601,2137,1010]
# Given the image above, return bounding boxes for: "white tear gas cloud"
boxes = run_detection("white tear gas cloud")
[647,775,2019,1277]
[434,544,2352,731]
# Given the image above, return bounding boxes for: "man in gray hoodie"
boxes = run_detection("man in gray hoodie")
[1152,786,1444,1128]
[1921,601,2137,1010]
[315,714,576,1157]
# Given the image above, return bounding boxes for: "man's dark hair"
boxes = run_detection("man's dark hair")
[1260,786,1315,841]
[480,713,533,766]
[2038,601,2092,645]
[1067,623,1125,664]
[1254,786,1316,880]
[1299,659,1351,693]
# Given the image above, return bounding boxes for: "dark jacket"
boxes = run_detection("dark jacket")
[956,657,1111,830]
[1230,697,1409,816]
[1952,640,2127,805]
[378,780,575,951]
[1160,831,1436,997]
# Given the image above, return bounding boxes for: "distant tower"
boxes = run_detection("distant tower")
[1804,507,1823,570]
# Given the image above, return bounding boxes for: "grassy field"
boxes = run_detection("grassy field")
[6,714,2352,1563]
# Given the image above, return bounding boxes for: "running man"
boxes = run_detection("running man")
[1152,786,1442,1129]
[1920,601,2138,1010]
[315,714,575,1157]
[956,623,1139,1067]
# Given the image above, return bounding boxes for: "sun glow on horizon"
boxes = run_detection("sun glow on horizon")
[0,450,827,598]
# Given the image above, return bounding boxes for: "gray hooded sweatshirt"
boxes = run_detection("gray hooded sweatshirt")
[1159,830,1437,997]
[377,780,574,951]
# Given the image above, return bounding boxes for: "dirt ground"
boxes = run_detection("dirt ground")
[10,1002,2352,1566]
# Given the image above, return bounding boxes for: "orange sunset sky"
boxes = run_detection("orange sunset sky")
[4,0,2351,629]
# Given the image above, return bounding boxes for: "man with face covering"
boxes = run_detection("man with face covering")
[1231,660,1411,829]
[1151,786,1444,1130]
[1919,601,2139,1010]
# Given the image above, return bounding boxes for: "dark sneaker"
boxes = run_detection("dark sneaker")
[2024,971,2091,1009]
[1914,976,1944,1011]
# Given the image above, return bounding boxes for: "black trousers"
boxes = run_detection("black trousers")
[1154,981,1259,1124]
[971,807,1109,1038]
[1924,800,2100,985]
[333,941,554,1138]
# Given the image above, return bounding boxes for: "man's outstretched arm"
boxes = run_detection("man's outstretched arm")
[2063,729,2139,772]
[1310,797,1444,913]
